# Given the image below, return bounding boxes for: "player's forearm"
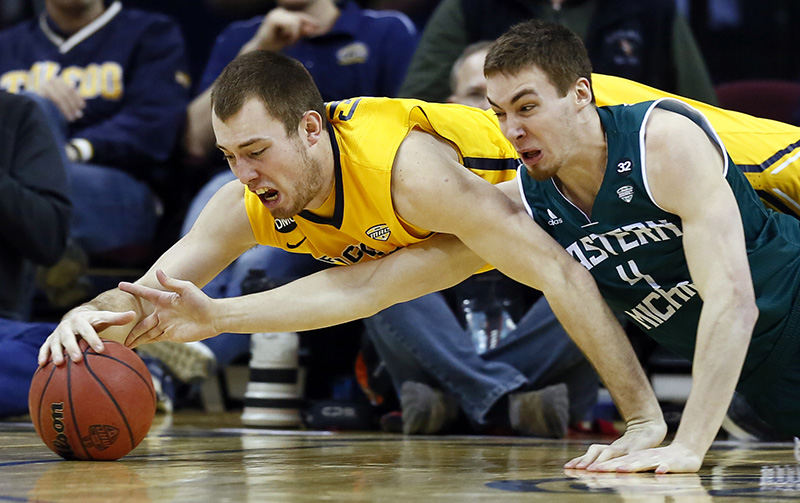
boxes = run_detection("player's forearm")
[546,262,665,428]
[674,294,757,455]
[212,236,482,335]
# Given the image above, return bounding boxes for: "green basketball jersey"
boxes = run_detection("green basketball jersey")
[519,99,800,387]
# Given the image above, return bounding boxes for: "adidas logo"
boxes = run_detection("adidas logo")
[546,209,563,226]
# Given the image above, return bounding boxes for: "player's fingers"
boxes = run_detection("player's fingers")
[91,310,136,332]
[565,444,605,469]
[590,445,627,466]
[119,281,165,302]
[654,463,670,474]
[155,269,185,293]
[125,313,159,347]
[73,317,104,352]
[38,337,53,366]
[60,330,85,363]
[48,336,66,366]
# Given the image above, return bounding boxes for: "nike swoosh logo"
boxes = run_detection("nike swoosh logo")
[286,237,307,249]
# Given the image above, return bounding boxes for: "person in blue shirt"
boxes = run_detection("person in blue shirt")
[0,0,190,296]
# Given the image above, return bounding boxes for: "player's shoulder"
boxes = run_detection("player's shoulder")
[645,102,708,145]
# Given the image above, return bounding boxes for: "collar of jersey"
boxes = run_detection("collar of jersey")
[297,121,345,228]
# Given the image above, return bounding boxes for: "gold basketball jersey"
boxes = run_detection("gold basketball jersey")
[594,73,800,216]
[244,97,520,266]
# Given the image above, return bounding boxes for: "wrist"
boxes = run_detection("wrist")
[208,298,226,336]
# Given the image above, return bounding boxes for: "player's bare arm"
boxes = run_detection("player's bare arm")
[38,180,258,364]
[587,108,758,474]
[391,129,666,455]
[121,232,485,347]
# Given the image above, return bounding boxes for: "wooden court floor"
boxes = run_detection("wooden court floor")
[2,412,800,502]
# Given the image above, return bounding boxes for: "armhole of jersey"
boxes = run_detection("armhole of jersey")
[640,97,730,211]
[516,165,535,219]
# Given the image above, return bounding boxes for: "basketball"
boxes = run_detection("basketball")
[28,339,157,461]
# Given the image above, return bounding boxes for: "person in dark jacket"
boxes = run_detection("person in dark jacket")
[0,90,70,417]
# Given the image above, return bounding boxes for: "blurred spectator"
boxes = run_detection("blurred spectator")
[0,0,191,308]
[0,91,71,320]
[399,0,717,105]
[184,0,417,163]
[0,90,70,417]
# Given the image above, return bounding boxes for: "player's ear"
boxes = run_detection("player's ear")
[574,77,593,108]
[301,110,323,146]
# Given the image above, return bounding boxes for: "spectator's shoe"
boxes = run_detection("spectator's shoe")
[36,241,90,309]
[400,381,459,435]
[141,356,175,414]
[241,332,303,428]
[721,392,792,441]
[136,341,216,383]
[509,383,570,438]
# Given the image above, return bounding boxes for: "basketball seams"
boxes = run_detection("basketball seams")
[86,351,157,410]
[34,365,57,442]
[83,355,137,451]
[67,359,93,460]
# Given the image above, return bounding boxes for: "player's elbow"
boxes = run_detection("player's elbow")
[732,284,759,330]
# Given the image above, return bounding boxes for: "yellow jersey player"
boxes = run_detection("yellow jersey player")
[244,96,518,265]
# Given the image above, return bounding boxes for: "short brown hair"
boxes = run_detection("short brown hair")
[484,20,593,98]
[210,50,325,134]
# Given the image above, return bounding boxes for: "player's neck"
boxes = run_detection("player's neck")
[306,130,336,213]
[554,112,607,216]
[46,1,106,35]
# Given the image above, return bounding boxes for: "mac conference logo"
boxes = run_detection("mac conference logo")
[617,185,634,203]
[366,224,391,241]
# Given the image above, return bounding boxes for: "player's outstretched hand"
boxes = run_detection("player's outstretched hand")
[118,269,217,347]
[38,309,136,366]
[564,417,667,470]
[580,443,703,474]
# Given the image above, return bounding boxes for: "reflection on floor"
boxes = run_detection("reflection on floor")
[1,412,798,502]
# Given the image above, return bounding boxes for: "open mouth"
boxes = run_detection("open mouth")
[254,187,279,204]
[520,149,543,164]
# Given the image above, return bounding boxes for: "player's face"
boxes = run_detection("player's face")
[213,97,325,219]
[486,66,583,181]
